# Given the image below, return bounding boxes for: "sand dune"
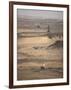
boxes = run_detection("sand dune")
[17,34,63,80]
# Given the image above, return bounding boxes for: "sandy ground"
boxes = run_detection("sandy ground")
[17,59,63,80]
[17,35,63,80]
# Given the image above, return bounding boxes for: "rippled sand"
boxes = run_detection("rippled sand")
[17,34,63,80]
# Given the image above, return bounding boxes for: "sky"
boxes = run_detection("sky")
[17,9,63,20]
